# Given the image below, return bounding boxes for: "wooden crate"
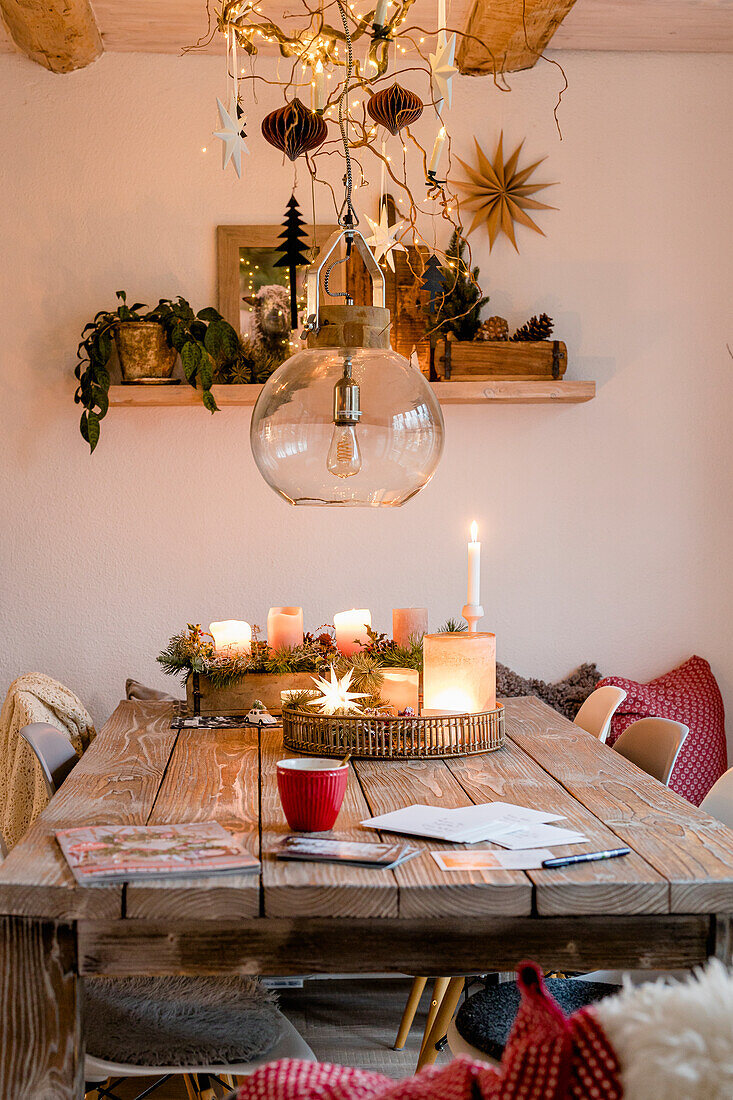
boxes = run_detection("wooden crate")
[436,335,567,381]
[186,672,315,716]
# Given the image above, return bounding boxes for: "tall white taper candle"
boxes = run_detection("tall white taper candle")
[467,520,480,606]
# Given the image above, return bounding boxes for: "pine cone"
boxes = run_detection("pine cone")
[511,313,554,342]
[475,316,509,342]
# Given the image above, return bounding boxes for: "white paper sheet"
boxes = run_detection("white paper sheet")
[360,802,565,844]
[488,823,589,851]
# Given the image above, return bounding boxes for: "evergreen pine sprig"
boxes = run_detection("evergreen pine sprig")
[432,231,489,342]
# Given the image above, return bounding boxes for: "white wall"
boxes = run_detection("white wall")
[0,50,731,737]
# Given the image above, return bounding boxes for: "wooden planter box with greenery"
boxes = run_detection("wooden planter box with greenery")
[436,333,567,381]
[75,292,239,451]
[158,623,425,717]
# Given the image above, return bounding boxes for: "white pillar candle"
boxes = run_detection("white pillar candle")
[267,606,304,651]
[428,127,446,175]
[392,608,428,648]
[312,60,326,112]
[380,668,419,714]
[334,609,372,655]
[374,0,389,25]
[209,620,252,657]
[467,520,481,606]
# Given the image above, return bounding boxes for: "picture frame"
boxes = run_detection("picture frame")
[216,223,342,346]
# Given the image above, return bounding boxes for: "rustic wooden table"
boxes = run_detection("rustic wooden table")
[1,695,732,1098]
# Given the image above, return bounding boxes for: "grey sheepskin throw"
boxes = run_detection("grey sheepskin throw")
[497,662,602,720]
[84,975,282,1066]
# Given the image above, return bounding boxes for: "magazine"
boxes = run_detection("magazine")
[56,821,260,884]
[271,835,419,869]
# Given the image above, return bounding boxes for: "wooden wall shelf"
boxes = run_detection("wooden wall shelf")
[108,380,595,408]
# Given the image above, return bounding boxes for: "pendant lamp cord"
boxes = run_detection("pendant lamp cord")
[335,0,358,230]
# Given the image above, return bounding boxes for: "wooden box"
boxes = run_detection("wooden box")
[437,335,567,381]
[186,672,316,716]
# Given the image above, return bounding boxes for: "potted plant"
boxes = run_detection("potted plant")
[75,292,239,451]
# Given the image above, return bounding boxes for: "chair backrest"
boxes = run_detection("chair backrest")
[700,767,733,830]
[573,686,627,743]
[612,717,689,786]
[19,723,78,799]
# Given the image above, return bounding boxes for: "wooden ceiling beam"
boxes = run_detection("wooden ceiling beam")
[0,0,102,72]
[457,0,578,74]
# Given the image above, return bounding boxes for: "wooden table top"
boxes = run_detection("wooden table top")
[1,695,733,925]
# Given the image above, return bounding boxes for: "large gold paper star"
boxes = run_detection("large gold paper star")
[455,133,557,251]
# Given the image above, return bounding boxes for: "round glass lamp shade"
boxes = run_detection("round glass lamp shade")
[250,346,445,506]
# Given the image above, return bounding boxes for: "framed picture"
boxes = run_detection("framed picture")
[216,224,341,354]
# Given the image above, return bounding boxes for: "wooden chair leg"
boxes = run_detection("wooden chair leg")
[394,976,428,1049]
[416,976,464,1072]
[184,1075,201,1100]
[418,976,451,1057]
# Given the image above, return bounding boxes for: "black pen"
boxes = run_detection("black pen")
[541,847,631,869]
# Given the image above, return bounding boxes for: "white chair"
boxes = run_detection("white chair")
[19,722,78,798]
[573,686,627,743]
[701,767,733,829]
[612,717,688,785]
[18,722,315,1099]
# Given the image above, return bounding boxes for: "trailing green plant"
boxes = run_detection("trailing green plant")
[75,293,240,451]
[146,298,239,414]
[432,231,489,342]
[75,290,147,452]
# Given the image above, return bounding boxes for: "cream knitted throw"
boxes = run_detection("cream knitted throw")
[0,673,95,851]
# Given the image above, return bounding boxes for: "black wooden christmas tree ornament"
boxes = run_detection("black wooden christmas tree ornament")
[274,194,310,328]
[420,253,448,316]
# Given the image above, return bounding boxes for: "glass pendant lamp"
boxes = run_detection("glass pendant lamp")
[250,229,445,506]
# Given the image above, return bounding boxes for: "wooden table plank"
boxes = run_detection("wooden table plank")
[445,739,668,915]
[505,696,733,913]
[77,913,713,978]
[260,730,398,918]
[126,727,261,921]
[353,757,532,918]
[0,700,177,919]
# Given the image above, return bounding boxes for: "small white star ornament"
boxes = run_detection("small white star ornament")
[310,666,368,716]
[429,32,458,113]
[364,207,406,272]
[213,96,249,178]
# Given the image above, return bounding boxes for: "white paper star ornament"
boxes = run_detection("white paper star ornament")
[364,207,406,272]
[429,32,458,113]
[310,666,368,716]
[213,96,249,178]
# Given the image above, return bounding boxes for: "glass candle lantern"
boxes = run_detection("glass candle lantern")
[380,668,419,714]
[209,620,252,657]
[422,632,496,714]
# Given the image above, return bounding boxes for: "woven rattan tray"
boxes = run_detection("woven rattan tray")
[282,704,505,759]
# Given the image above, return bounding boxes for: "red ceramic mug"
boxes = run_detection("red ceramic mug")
[276,757,349,832]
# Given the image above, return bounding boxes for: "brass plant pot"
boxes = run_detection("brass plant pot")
[114,322,177,382]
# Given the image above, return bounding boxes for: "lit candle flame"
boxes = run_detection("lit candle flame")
[470,520,478,543]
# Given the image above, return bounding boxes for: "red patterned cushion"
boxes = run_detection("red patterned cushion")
[235,965,622,1100]
[598,656,726,805]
